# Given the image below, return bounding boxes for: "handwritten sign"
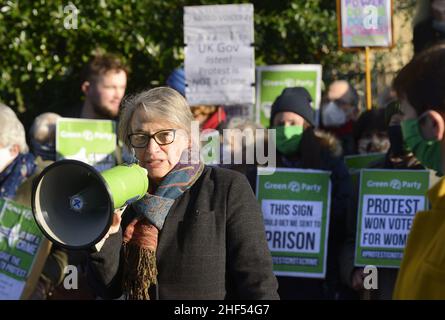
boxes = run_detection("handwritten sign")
[184,4,255,105]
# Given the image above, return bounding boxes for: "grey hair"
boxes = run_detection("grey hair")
[0,103,29,152]
[30,112,61,144]
[119,87,194,148]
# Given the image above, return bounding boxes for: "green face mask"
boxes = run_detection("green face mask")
[275,125,304,156]
[401,118,442,175]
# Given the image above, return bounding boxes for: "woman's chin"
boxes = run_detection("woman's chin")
[147,168,169,183]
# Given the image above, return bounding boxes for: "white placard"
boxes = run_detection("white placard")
[184,4,255,106]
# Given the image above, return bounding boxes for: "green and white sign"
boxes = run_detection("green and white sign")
[355,169,430,268]
[56,118,117,171]
[256,65,322,128]
[344,153,385,171]
[0,198,45,300]
[256,168,331,278]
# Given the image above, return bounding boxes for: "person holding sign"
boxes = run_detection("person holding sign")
[266,87,354,299]
[391,43,445,299]
[340,102,427,300]
[0,106,67,300]
[87,87,279,300]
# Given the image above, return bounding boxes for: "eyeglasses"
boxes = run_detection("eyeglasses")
[128,129,176,148]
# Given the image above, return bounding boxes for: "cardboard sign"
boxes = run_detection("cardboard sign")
[56,118,117,171]
[257,168,331,278]
[0,198,48,299]
[256,65,322,128]
[184,4,255,105]
[337,0,393,48]
[355,169,429,268]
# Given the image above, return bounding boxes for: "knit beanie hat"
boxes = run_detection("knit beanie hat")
[270,87,315,127]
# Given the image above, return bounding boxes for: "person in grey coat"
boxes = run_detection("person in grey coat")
[87,87,279,300]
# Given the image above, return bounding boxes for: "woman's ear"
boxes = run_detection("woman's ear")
[81,81,90,95]
[420,110,445,141]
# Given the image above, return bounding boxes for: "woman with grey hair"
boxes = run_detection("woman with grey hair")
[88,87,278,300]
[0,104,36,198]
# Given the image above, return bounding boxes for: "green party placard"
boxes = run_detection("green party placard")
[355,169,430,268]
[56,118,117,171]
[344,153,386,187]
[257,168,331,278]
[344,153,385,170]
[0,198,45,300]
[256,65,322,128]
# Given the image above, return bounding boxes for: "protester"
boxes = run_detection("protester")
[352,108,390,155]
[64,53,128,120]
[339,101,425,300]
[87,87,279,300]
[379,101,426,170]
[0,104,36,199]
[249,87,354,299]
[29,112,60,161]
[0,106,68,300]
[13,112,69,300]
[321,80,360,156]
[390,43,445,299]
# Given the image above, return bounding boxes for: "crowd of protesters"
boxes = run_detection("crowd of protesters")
[2,2,445,300]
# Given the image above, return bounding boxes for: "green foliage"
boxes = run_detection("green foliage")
[0,0,412,128]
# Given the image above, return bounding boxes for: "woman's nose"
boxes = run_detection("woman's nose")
[146,138,160,154]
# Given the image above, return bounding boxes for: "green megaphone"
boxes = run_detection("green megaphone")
[32,159,148,249]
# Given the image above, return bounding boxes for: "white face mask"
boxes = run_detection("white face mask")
[0,146,16,173]
[322,101,347,127]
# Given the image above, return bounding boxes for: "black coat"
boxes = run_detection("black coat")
[87,166,279,300]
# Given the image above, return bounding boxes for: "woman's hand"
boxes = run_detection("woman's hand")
[107,206,126,236]
[94,206,126,252]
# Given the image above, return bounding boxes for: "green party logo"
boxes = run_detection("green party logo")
[389,179,401,190]
[264,181,321,193]
[366,179,422,190]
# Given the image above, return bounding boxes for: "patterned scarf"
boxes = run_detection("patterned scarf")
[122,156,204,300]
[0,153,36,199]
